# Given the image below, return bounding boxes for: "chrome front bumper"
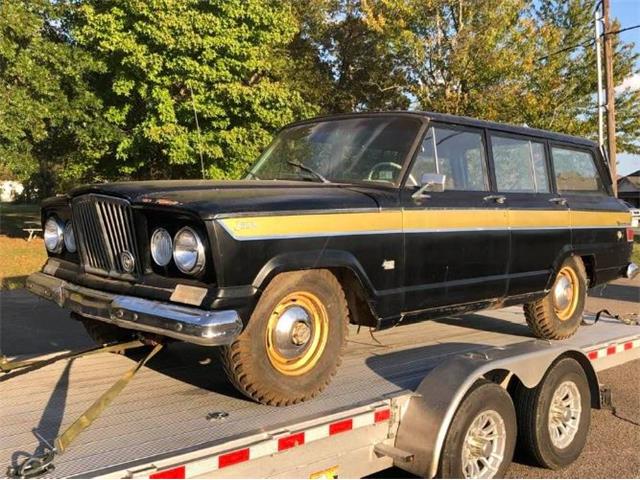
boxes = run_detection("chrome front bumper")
[26,272,243,346]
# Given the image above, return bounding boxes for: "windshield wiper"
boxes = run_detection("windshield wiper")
[286,160,330,183]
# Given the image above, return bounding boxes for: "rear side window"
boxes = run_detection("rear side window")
[410,126,489,191]
[491,135,550,193]
[551,147,605,194]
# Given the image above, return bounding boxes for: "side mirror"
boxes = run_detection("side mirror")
[412,173,446,199]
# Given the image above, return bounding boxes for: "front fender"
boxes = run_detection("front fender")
[252,249,377,298]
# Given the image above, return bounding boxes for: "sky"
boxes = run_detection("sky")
[612,0,640,176]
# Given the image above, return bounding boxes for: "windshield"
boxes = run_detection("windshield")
[249,116,422,185]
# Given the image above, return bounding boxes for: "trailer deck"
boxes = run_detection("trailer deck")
[1,307,639,478]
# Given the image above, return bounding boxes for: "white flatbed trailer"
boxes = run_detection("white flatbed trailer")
[1,307,639,479]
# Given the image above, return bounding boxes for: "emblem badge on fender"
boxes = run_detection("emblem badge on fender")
[382,259,395,270]
[120,251,136,273]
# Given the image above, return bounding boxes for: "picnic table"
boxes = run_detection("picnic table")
[23,221,42,241]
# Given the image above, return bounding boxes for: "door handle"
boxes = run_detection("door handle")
[483,195,506,204]
[549,197,567,206]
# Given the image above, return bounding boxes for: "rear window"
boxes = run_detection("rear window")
[491,135,550,193]
[551,147,605,194]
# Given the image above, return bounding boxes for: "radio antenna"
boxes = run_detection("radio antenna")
[188,82,206,179]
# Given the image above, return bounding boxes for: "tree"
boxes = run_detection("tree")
[74,0,316,180]
[292,0,640,153]
[0,0,114,197]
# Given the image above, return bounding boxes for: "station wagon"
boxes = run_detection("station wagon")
[27,112,637,405]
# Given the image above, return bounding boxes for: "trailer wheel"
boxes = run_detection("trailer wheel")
[77,314,135,348]
[220,269,348,406]
[524,256,586,340]
[515,357,590,469]
[439,380,516,479]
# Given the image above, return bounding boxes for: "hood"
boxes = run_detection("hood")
[68,179,386,217]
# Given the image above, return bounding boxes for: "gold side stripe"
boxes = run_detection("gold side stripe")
[220,211,403,239]
[219,210,631,240]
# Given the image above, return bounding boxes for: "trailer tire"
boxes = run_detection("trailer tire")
[514,357,590,469]
[220,269,348,406]
[439,380,516,479]
[77,314,135,348]
[524,256,586,340]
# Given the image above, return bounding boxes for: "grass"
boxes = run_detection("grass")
[632,240,640,266]
[0,203,46,290]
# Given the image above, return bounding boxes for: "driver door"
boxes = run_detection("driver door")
[401,123,510,312]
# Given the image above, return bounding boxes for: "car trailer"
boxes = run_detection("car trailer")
[1,306,638,479]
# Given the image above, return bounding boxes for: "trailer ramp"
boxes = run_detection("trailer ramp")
[1,307,638,478]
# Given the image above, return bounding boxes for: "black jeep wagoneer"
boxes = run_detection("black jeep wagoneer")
[28,112,637,405]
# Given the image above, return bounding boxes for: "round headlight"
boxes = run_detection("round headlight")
[64,221,76,253]
[173,227,205,274]
[150,228,173,266]
[44,217,64,253]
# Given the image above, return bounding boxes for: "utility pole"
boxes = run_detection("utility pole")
[602,0,618,196]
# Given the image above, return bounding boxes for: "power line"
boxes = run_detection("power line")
[536,24,640,62]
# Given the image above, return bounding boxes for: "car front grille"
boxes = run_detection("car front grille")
[72,194,141,278]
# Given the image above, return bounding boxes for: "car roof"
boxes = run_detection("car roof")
[287,111,597,149]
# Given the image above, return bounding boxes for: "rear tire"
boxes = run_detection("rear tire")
[439,380,517,479]
[524,256,587,340]
[514,357,591,469]
[220,269,348,406]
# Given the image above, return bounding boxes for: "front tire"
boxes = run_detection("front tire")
[514,357,591,469]
[220,269,349,406]
[439,380,517,479]
[524,256,587,340]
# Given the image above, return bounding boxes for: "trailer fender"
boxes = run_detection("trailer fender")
[394,340,597,478]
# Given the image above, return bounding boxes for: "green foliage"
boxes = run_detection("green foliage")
[74,0,316,180]
[0,0,115,197]
[0,0,638,195]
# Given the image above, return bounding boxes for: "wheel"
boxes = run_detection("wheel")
[524,256,587,340]
[439,380,517,479]
[220,269,349,406]
[76,314,136,346]
[514,357,590,469]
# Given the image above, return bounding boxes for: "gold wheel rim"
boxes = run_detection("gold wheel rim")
[266,291,329,376]
[553,266,580,321]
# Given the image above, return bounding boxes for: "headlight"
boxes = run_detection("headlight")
[64,221,76,253]
[150,228,172,266]
[173,227,205,274]
[44,217,64,253]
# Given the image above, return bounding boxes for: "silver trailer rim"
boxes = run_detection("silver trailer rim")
[548,380,582,449]
[461,410,507,478]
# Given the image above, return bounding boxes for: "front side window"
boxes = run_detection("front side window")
[551,147,605,193]
[250,116,422,185]
[491,135,550,193]
[409,126,489,191]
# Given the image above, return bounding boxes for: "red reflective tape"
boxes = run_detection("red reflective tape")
[374,408,391,423]
[149,466,185,479]
[218,448,250,469]
[329,419,353,435]
[278,432,305,451]
[587,350,598,360]
[607,345,617,356]
[624,342,633,351]
[626,227,634,242]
